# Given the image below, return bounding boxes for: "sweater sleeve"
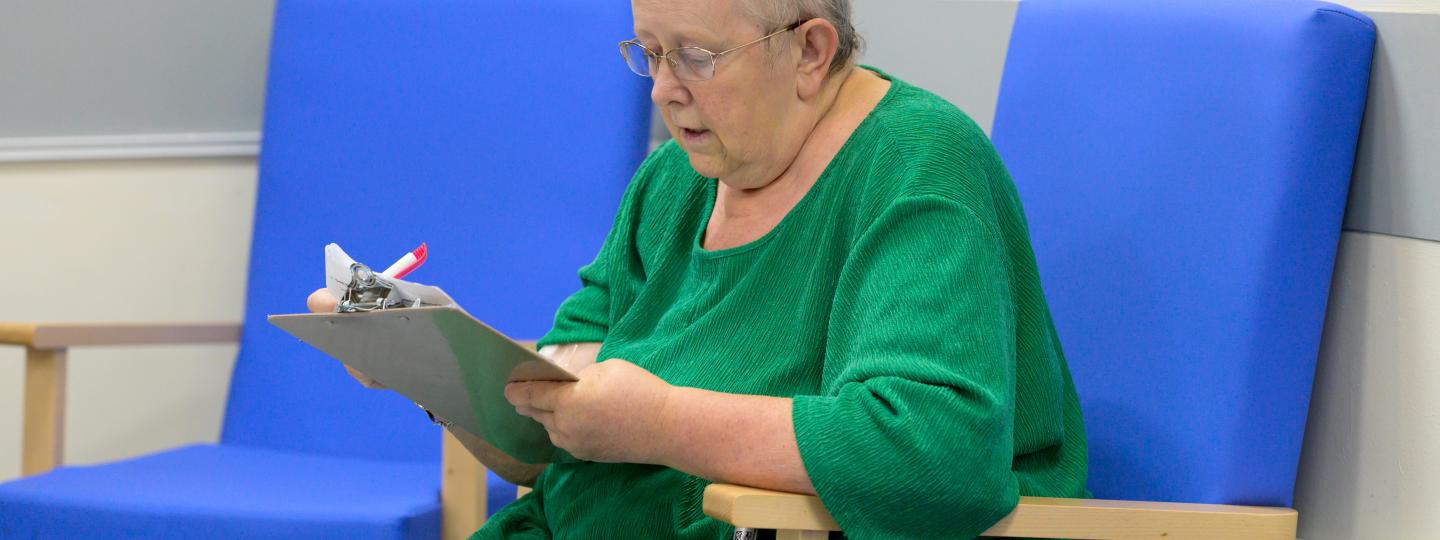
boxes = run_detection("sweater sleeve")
[792,194,1021,539]
[535,148,657,349]
[535,242,615,347]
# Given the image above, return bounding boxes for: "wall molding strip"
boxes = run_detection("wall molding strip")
[0,132,261,163]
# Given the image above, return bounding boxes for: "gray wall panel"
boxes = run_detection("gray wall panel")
[854,0,1018,134]
[0,0,275,138]
[4,0,1431,240]
[1340,10,1440,242]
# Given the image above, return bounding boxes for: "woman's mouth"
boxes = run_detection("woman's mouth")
[681,127,711,144]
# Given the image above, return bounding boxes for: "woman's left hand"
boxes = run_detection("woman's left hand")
[505,359,675,464]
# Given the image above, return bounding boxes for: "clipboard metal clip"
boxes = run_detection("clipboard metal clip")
[338,263,409,313]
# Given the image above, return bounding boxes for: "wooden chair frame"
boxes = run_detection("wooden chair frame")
[0,321,496,540]
[2,322,1299,539]
[703,484,1298,540]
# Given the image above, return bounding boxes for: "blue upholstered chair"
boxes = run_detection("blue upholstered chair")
[0,0,651,538]
[702,0,1374,538]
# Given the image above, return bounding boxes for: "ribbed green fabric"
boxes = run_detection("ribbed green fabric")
[473,69,1088,540]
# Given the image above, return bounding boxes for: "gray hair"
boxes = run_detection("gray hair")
[741,0,863,76]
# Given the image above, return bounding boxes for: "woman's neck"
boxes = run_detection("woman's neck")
[704,67,891,250]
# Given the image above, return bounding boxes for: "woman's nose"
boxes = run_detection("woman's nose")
[649,59,690,107]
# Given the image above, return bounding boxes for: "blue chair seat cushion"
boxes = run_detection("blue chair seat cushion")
[0,444,440,539]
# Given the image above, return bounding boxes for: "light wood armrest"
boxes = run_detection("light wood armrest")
[704,485,840,532]
[704,484,1298,540]
[6,322,241,478]
[0,322,241,349]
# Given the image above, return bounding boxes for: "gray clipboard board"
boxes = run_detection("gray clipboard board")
[268,306,576,464]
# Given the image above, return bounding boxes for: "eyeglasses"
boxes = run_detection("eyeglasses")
[619,22,802,82]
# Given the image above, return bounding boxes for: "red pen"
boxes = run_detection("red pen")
[379,243,427,279]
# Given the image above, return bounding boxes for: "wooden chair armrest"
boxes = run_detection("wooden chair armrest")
[703,484,1298,540]
[0,322,242,348]
[8,321,240,477]
[704,484,840,532]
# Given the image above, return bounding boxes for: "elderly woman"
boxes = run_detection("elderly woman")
[312,0,1086,537]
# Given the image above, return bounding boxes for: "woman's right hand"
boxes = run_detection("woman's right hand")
[308,287,387,389]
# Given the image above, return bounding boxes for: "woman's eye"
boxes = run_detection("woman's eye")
[677,49,708,63]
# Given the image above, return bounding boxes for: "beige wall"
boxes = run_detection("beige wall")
[0,157,257,481]
[1294,231,1440,539]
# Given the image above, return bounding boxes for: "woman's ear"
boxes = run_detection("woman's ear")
[793,19,840,100]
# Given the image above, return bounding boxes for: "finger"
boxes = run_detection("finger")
[505,381,567,411]
[307,288,338,313]
[516,407,554,429]
[503,382,530,407]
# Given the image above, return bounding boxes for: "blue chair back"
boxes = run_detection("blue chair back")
[222,0,652,462]
[992,0,1373,506]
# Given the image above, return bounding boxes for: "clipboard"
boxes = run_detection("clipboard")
[268,306,577,464]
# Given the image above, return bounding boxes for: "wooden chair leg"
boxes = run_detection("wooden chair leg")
[442,430,488,540]
[22,346,67,476]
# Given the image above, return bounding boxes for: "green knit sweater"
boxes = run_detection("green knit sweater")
[475,70,1088,540]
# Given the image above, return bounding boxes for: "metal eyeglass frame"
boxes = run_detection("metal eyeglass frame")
[618,21,804,81]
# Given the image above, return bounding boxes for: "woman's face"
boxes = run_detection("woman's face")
[632,0,802,188]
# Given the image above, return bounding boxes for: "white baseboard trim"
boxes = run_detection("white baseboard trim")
[0,132,261,163]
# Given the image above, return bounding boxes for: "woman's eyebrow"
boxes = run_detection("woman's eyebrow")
[634,26,718,47]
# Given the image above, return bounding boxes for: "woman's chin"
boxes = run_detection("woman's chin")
[684,152,726,179]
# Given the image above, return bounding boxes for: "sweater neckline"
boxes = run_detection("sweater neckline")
[692,67,903,260]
